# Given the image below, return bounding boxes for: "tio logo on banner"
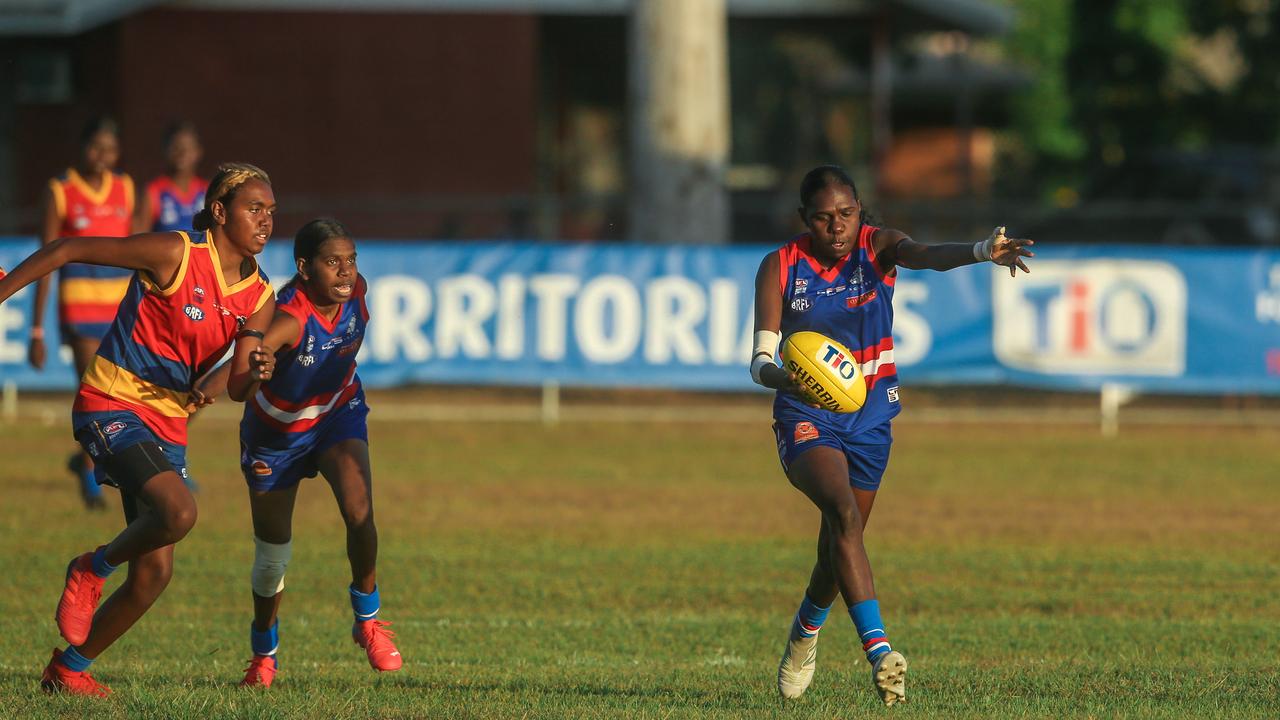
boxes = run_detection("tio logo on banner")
[993,260,1186,376]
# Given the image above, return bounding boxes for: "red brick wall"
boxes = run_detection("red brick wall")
[17,9,539,238]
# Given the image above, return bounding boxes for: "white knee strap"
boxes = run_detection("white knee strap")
[251,536,291,598]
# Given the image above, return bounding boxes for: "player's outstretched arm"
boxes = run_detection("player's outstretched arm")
[0,231,185,305]
[880,226,1034,275]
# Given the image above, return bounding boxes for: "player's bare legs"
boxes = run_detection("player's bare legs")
[787,447,876,603]
[780,447,905,705]
[319,438,400,671]
[248,485,299,631]
[100,473,198,567]
[804,486,878,608]
[238,483,298,688]
[77,543,175,658]
[68,335,105,510]
[319,439,377,593]
[61,471,195,642]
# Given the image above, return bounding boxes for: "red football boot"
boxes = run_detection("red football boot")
[56,548,107,646]
[40,649,111,697]
[352,619,402,671]
[240,654,278,688]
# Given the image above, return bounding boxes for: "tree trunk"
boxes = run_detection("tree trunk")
[628,0,730,244]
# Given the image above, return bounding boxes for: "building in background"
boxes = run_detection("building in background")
[2,0,1017,242]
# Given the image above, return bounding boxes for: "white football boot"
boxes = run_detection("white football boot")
[871,650,908,706]
[776,627,820,699]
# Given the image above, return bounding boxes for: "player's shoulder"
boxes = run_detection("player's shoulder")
[275,278,303,305]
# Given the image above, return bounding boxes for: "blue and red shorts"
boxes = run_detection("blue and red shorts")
[773,410,892,491]
[72,409,189,493]
[240,394,370,492]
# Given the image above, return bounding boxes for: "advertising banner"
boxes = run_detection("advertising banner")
[2,238,1276,395]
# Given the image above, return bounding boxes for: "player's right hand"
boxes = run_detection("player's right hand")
[249,345,275,382]
[761,365,823,409]
[184,387,215,413]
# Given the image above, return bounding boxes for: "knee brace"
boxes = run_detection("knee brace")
[251,536,291,598]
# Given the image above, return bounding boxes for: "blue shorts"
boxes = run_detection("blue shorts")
[773,411,892,491]
[72,410,189,509]
[240,400,369,492]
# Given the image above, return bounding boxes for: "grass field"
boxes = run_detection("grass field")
[0,391,1277,719]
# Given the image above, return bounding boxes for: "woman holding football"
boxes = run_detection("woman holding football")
[752,165,1033,706]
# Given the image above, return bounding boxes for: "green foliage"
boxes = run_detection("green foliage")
[1001,0,1280,199]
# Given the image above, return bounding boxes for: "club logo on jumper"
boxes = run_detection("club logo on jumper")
[183,304,205,321]
[849,266,865,288]
[102,421,126,436]
[346,314,358,336]
[887,386,899,403]
[251,460,272,477]
[846,289,877,309]
[793,278,809,294]
[794,421,819,443]
[193,286,206,303]
[791,297,812,313]
[993,260,1186,376]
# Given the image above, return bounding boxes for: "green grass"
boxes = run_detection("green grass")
[1,393,1277,718]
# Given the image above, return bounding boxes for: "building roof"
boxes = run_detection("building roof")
[3,0,1012,36]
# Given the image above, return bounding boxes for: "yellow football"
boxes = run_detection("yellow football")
[781,331,868,413]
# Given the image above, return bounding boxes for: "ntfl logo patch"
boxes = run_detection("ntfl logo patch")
[794,421,819,443]
[101,421,127,436]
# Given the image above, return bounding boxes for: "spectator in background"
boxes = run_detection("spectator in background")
[31,116,135,511]
[133,121,208,234]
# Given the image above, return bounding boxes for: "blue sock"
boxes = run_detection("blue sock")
[250,619,279,661]
[58,646,94,672]
[350,584,380,622]
[90,547,117,579]
[791,592,832,638]
[849,599,893,664]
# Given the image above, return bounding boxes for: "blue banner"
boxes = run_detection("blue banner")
[2,238,1278,394]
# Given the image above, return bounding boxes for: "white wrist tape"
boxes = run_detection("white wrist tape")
[973,226,1005,262]
[251,536,291,598]
[750,330,781,386]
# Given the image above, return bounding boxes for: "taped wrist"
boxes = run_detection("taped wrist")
[750,330,781,386]
[973,225,1005,262]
